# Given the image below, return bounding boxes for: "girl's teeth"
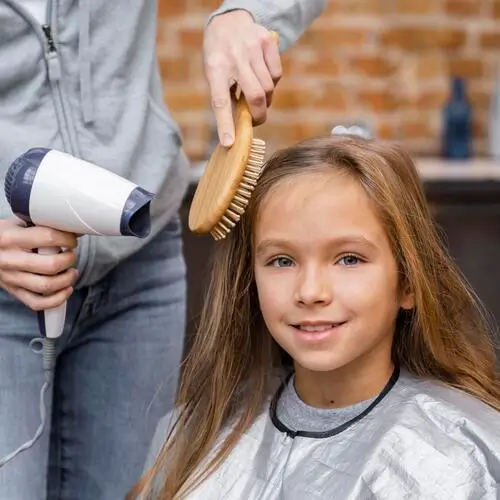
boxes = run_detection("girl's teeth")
[299,324,334,332]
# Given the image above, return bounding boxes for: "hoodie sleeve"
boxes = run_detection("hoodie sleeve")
[207,0,328,51]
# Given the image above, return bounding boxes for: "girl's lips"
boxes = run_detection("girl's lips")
[296,324,337,332]
[291,322,347,342]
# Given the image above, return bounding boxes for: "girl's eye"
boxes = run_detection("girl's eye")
[269,256,294,267]
[338,254,360,266]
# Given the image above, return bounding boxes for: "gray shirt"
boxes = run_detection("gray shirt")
[276,373,375,433]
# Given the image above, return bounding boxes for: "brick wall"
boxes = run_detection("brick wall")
[157,1,500,163]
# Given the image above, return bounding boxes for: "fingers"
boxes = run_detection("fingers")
[262,34,282,107]
[262,34,282,82]
[204,18,282,147]
[0,248,77,275]
[0,280,74,312]
[0,224,78,251]
[236,31,282,126]
[237,62,269,127]
[0,220,79,311]
[206,56,236,147]
[249,48,275,104]
[0,267,78,296]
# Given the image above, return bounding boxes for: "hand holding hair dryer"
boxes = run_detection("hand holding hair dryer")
[0,148,155,469]
[4,148,155,340]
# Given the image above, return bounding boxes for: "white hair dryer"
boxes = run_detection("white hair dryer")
[4,148,155,340]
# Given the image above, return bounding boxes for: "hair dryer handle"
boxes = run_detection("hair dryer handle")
[36,246,67,339]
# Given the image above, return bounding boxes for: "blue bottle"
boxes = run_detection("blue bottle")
[442,77,472,159]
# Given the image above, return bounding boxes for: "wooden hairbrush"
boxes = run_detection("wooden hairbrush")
[188,33,279,241]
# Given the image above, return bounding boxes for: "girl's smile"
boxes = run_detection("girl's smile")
[290,321,348,343]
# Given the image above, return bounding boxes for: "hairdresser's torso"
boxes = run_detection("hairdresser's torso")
[150,370,500,499]
[0,0,189,286]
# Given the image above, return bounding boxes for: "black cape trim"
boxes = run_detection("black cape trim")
[269,365,400,439]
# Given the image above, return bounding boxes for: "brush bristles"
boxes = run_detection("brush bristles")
[210,138,266,241]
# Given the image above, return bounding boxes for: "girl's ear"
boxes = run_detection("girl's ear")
[400,292,415,311]
[399,279,415,311]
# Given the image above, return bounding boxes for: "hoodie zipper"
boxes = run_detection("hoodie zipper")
[41,24,56,53]
[40,23,79,156]
[1,0,79,156]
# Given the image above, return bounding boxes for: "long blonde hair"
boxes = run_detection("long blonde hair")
[129,136,500,499]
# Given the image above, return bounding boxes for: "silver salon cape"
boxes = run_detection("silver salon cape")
[148,369,500,499]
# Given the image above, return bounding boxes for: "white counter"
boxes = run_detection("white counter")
[189,158,500,184]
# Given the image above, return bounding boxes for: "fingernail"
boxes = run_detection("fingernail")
[222,134,233,147]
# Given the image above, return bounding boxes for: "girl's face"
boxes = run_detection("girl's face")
[253,169,414,384]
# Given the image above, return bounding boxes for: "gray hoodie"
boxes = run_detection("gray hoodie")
[0,0,326,288]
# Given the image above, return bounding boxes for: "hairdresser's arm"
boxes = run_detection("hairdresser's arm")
[204,0,327,146]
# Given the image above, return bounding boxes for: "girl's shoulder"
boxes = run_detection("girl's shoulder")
[384,370,500,447]
[143,407,182,473]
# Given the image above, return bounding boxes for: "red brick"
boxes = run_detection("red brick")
[444,1,482,16]
[479,31,500,49]
[177,122,212,161]
[376,122,399,140]
[473,114,486,138]
[281,54,340,77]
[179,28,204,49]
[348,55,397,77]
[154,2,490,169]
[492,1,500,18]
[448,57,484,78]
[159,57,191,83]
[326,0,391,14]
[393,0,441,14]
[416,54,447,79]
[418,90,447,109]
[258,122,307,144]
[469,90,490,108]
[165,90,209,112]
[158,2,186,18]
[401,117,435,139]
[273,86,348,112]
[294,121,334,139]
[300,27,370,49]
[272,88,308,110]
[187,0,222,13]
[356,89,399,112]
[381,28,467,51]
[401,90,448,110]
[315,84,349,111]
[300,58,341,77]
[280,55,295,76]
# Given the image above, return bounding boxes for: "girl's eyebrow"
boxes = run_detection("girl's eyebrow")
[255,235,378,256]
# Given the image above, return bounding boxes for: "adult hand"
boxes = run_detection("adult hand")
[0,218,79,311]
[203,9,282,147]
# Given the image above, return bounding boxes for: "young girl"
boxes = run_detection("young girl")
[130,135,500,499]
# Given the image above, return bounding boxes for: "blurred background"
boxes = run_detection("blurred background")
[156,1,500,354]
[157,0,500,158]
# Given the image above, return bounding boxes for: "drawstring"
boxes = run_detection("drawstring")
[79,0,94,124]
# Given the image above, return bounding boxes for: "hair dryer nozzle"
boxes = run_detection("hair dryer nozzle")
[120,187,154,238]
